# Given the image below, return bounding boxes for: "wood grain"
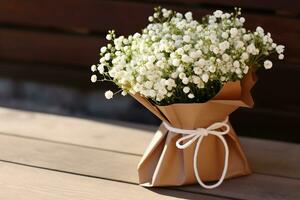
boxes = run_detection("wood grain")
[0,132,299,200]
[0,107,154,155]
[1,0,299,34]
[0,28,104,66]
[241,138,300,178]
[0,162,220,200]
[0,107,299,179]
[179,174,300,200]
[0,28,297,66]
[169,0,300,14]
[0,133,140,184]
[0,61,92,88]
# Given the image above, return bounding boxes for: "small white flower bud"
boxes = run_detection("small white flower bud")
[179,72,186,79]
[148,16,154,22]
[184,12,193,21]
[182,77,189,84]
[181,54,192,63]
[172,59,180,66]
[104,53,111,61]
[230,28,238,37]
[183,35,191,43]
[91,75,97,83]
[104,90,114,99]
[233,60,240,68]
[188,93,195,99]
[221,32,229,39]
[278,54,284,60]
[106,34,112,40]
[264,60,273,69]
[100,47,107,53]
[213,10,223,18]
[209,65,216,73]
[183,86,190,93]
[239,17,245,23]
[121,91,127,96]
[276,45,285,54]
[91,65,97,72]
[201,74,209,83]
[97,64,105,74]
[256,26,264,35]
[241,53,249,60]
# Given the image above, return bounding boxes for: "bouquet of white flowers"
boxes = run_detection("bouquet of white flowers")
[91,7,284,189]
[91,7,284,104]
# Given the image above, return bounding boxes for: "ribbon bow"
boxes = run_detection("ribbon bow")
[163,117,230,189]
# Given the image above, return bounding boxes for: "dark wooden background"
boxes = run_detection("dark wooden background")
[0,0,299,142]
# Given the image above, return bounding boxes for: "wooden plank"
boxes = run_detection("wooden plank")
[0,107,299,179]
[241,138,300,178]
[0,162,219,200]
[0,132,299,200]
[0,134,140,183]
[0,27,298,68]
[0,28,104,66]
[168,0,300,15]
[0,0,153,35]
[178,174,300,200]
[0,107,154,155]
[0,61,92,88]
[0,1,299,64]
[1,0,299,34]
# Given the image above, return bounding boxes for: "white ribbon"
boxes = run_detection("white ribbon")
[163,117,230,189]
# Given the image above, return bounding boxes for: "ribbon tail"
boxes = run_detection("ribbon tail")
[193,134,229,189]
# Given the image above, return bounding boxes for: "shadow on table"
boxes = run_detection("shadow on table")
[146,187,210,200]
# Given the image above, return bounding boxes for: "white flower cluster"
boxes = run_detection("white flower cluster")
[91,7,285,105]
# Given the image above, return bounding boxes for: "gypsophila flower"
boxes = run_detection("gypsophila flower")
[121,91,127,96]
[91,75,97,83]
[183,86,190,93]
[106,34,112,40]
[105,90,114,99]
[276,45,285,54]
[278,54,284,60]
[91,65,97,72]
[230,28,238,37]
[183,35,191,43]
[213,10,223,18]
[185,12,193,21]
[97,64,105,74]
[264,60,273,69]
[202,74,209,83]
[239,17,245,23]
[188,93,195,99]
[100,47,107,53]
[221,32,229,39]
[91,6,285,105]
[182,77,189,85]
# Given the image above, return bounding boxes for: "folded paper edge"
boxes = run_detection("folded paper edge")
[131,71,257,121]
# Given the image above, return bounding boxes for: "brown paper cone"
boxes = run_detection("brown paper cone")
[133,72,257,186]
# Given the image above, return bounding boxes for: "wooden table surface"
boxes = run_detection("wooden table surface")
[0,107,299,200]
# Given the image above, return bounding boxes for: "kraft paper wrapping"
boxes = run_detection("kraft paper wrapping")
[133,72,257,186]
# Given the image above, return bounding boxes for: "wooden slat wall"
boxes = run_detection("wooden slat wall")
[0,0,299,141]
[0,0,299,65]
